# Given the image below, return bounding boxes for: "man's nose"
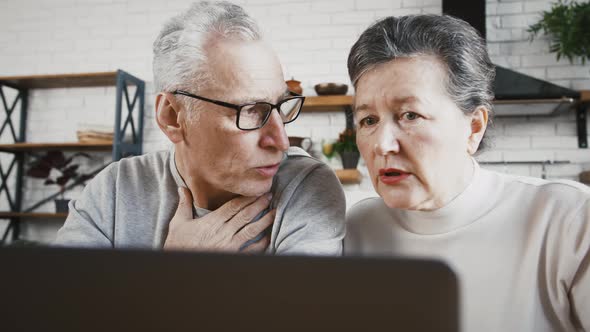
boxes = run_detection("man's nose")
[374,121,401,156]
[259,110,289,151]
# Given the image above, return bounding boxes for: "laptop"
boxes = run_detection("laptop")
[0,247,458,332]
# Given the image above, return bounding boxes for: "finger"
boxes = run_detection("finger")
[203,194,271,244]
[241,234,270,254]
[174,187,194,220]
[217,195,262,220]
[226,194,272,233]
[234,209,275,243]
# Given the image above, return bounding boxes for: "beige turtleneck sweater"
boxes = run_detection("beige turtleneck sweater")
[344,162,590,332]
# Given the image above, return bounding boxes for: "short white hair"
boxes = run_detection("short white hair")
[152,1,262,94]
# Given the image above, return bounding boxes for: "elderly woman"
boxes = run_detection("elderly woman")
[344,15,589,332]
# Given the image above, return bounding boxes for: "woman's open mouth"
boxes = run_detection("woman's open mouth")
[378,168,411,185]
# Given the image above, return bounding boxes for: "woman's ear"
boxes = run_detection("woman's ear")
[467,106,489,155]
[155,92,184,144]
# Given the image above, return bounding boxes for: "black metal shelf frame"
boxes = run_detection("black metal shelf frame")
[114,70,145,160]
[0,70,145,243]
[577,102,588,149]
[0,84,27,242]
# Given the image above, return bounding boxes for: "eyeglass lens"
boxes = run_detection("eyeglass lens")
[238,98,303,129]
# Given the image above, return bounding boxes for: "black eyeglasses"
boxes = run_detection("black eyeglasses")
[172,89,306,130]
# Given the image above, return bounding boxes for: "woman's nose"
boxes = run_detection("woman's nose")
[374,123,401,156]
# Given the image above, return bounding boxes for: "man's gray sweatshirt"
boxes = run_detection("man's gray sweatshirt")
[55,146,346,255]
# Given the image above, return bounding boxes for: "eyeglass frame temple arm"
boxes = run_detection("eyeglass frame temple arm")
[172,90,240,111]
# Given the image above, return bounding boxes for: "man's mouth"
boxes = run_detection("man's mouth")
[255,163,281,177]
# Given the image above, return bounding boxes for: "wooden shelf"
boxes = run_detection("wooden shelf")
[302,95,353,112]
[581,90,590,103]
[304,95,353,107]
[0,212,68,219]
[0,72,118,89]
[0,142,113,152]
[335,169,362,184]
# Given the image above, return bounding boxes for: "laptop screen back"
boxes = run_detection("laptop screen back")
[0,247,458,332]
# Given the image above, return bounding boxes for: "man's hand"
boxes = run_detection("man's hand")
[163,187,275,253]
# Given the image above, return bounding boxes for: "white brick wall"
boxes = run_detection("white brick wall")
[488,0,590,89]
[481,0,590,185]
[1,0,589,242]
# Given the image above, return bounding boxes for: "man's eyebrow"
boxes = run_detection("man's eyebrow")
[231,96,265,104]
[232,89,290,104]
[275,89,291,103]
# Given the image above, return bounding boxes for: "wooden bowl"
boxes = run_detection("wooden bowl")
[314,83,348,96]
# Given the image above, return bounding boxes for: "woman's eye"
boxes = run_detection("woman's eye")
[402,112,420,121]
[359,116,377,127]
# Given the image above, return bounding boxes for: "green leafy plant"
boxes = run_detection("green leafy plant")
[323,128,359,158]
[528,0,590,64]
[26,150,94,199]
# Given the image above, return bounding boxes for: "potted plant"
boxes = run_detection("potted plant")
[528,0,590,64]
[26,150,94,213]
[323,128,360,169]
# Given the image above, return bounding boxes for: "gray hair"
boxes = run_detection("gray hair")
[348,15,495,151]
[152,1,262,94]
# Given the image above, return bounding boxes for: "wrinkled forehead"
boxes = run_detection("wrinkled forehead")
[203,38,287,103]
[354,56,449,108]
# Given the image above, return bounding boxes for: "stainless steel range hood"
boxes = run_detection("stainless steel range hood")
[442,0,581,117]
[492,66,578,116]
[493,98,575,116]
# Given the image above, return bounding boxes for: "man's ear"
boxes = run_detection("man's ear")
[466,106,489,155]
[155,92,184,144]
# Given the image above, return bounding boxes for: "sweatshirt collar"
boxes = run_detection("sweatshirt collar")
[168,145,211,218]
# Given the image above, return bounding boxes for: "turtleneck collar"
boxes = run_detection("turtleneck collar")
[388,159,504,235]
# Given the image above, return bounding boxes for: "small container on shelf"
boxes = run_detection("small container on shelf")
[286,78,303,94]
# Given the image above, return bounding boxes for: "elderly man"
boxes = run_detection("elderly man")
[55,1,345,254]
